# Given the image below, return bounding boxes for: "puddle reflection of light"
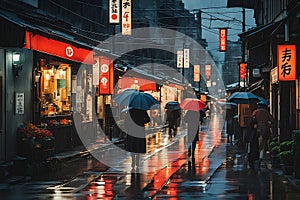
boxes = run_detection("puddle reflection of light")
[53,189,62,200]
[166,187,177,196]
[248,193,254,200]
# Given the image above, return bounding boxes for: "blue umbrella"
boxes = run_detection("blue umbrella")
[114,89,159,110]
[227,92,259,104]
[114,88,138,106]
[165,101,181,111]
[257,96,269,105]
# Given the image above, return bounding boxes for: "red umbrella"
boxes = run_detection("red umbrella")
[180,98,206,111]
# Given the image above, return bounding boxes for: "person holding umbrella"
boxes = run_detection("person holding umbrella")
[124,108,150,170]
[116,90,159,171]
[165,101,181,138]
[250,101,274,169]
[180,98,206,158]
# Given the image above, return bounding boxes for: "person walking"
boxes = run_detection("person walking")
[184,110,201,158]
[225,109,235,143]
[124,108,150,170]
[251,101,274,168]
[166,109,181,137]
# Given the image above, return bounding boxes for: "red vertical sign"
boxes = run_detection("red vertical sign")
[278,44,296,81]
[239,63,247,79]
[99,56,113,94]
[219,28,227,52]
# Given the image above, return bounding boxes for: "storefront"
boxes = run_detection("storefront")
[0,12,114,160]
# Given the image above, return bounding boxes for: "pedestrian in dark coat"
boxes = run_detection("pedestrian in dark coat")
[124,108,150,169]
[166,109,181,137]
[251,102,274,168]
[184,110,200,158]
[225,109,235,143]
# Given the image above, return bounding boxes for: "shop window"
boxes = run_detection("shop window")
[40,64,71,117]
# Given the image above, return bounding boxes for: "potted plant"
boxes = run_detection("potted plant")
[279,140,294,175]
[16,123,54,159]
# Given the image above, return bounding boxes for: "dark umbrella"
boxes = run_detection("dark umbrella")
[165,101,181,111]
[114,89,159,110]
[227,92,259,104]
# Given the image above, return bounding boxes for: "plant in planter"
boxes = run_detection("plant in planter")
[279,150,294,166]
[269,140,280,167]
[278,140,294,175]
[16,123,54,159]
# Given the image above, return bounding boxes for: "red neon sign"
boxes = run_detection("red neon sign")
[239,63,246,79]
[219,28,227,52]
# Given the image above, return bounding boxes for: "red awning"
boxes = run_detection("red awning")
[24,31,95,65]
[118,77,157,91]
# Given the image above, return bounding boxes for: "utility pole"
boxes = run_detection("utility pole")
[242,8,246,90]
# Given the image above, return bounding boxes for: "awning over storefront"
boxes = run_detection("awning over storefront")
[114,62,188,90]
[239,19,286,43]
[118,77,157,91]
[0,9,112,64]
[24,31,95,64]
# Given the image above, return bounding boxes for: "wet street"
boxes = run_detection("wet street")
[1,114,300,199]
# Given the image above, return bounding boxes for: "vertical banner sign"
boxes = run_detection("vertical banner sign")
[99,57,112,94]
[92,57,100,85]
[278,44,296,81]
[239,63,247,80]
[219,28,227,52]
[205,64,211,80]
[194,65,200,82]
[177,50,183,68]
[109,0,120,23]
[122,0,132,35]
[184,48,190,68]
[15,92,24,114]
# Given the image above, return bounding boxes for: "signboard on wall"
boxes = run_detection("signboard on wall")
[15,92,24,114]
[278,44,296,81]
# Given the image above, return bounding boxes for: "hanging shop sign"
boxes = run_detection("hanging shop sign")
[239,62,247,80]
[270,67,278,84]
[184,49,190,68]
[194,65,200,82]
[121,0,132,35]
[24,31,95,65]
[219,28,227,52]
[278,44,296,81]
[177,50,183,68]
[109,0,120,23]
[98,56,114,94]
[205,64,211,80]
